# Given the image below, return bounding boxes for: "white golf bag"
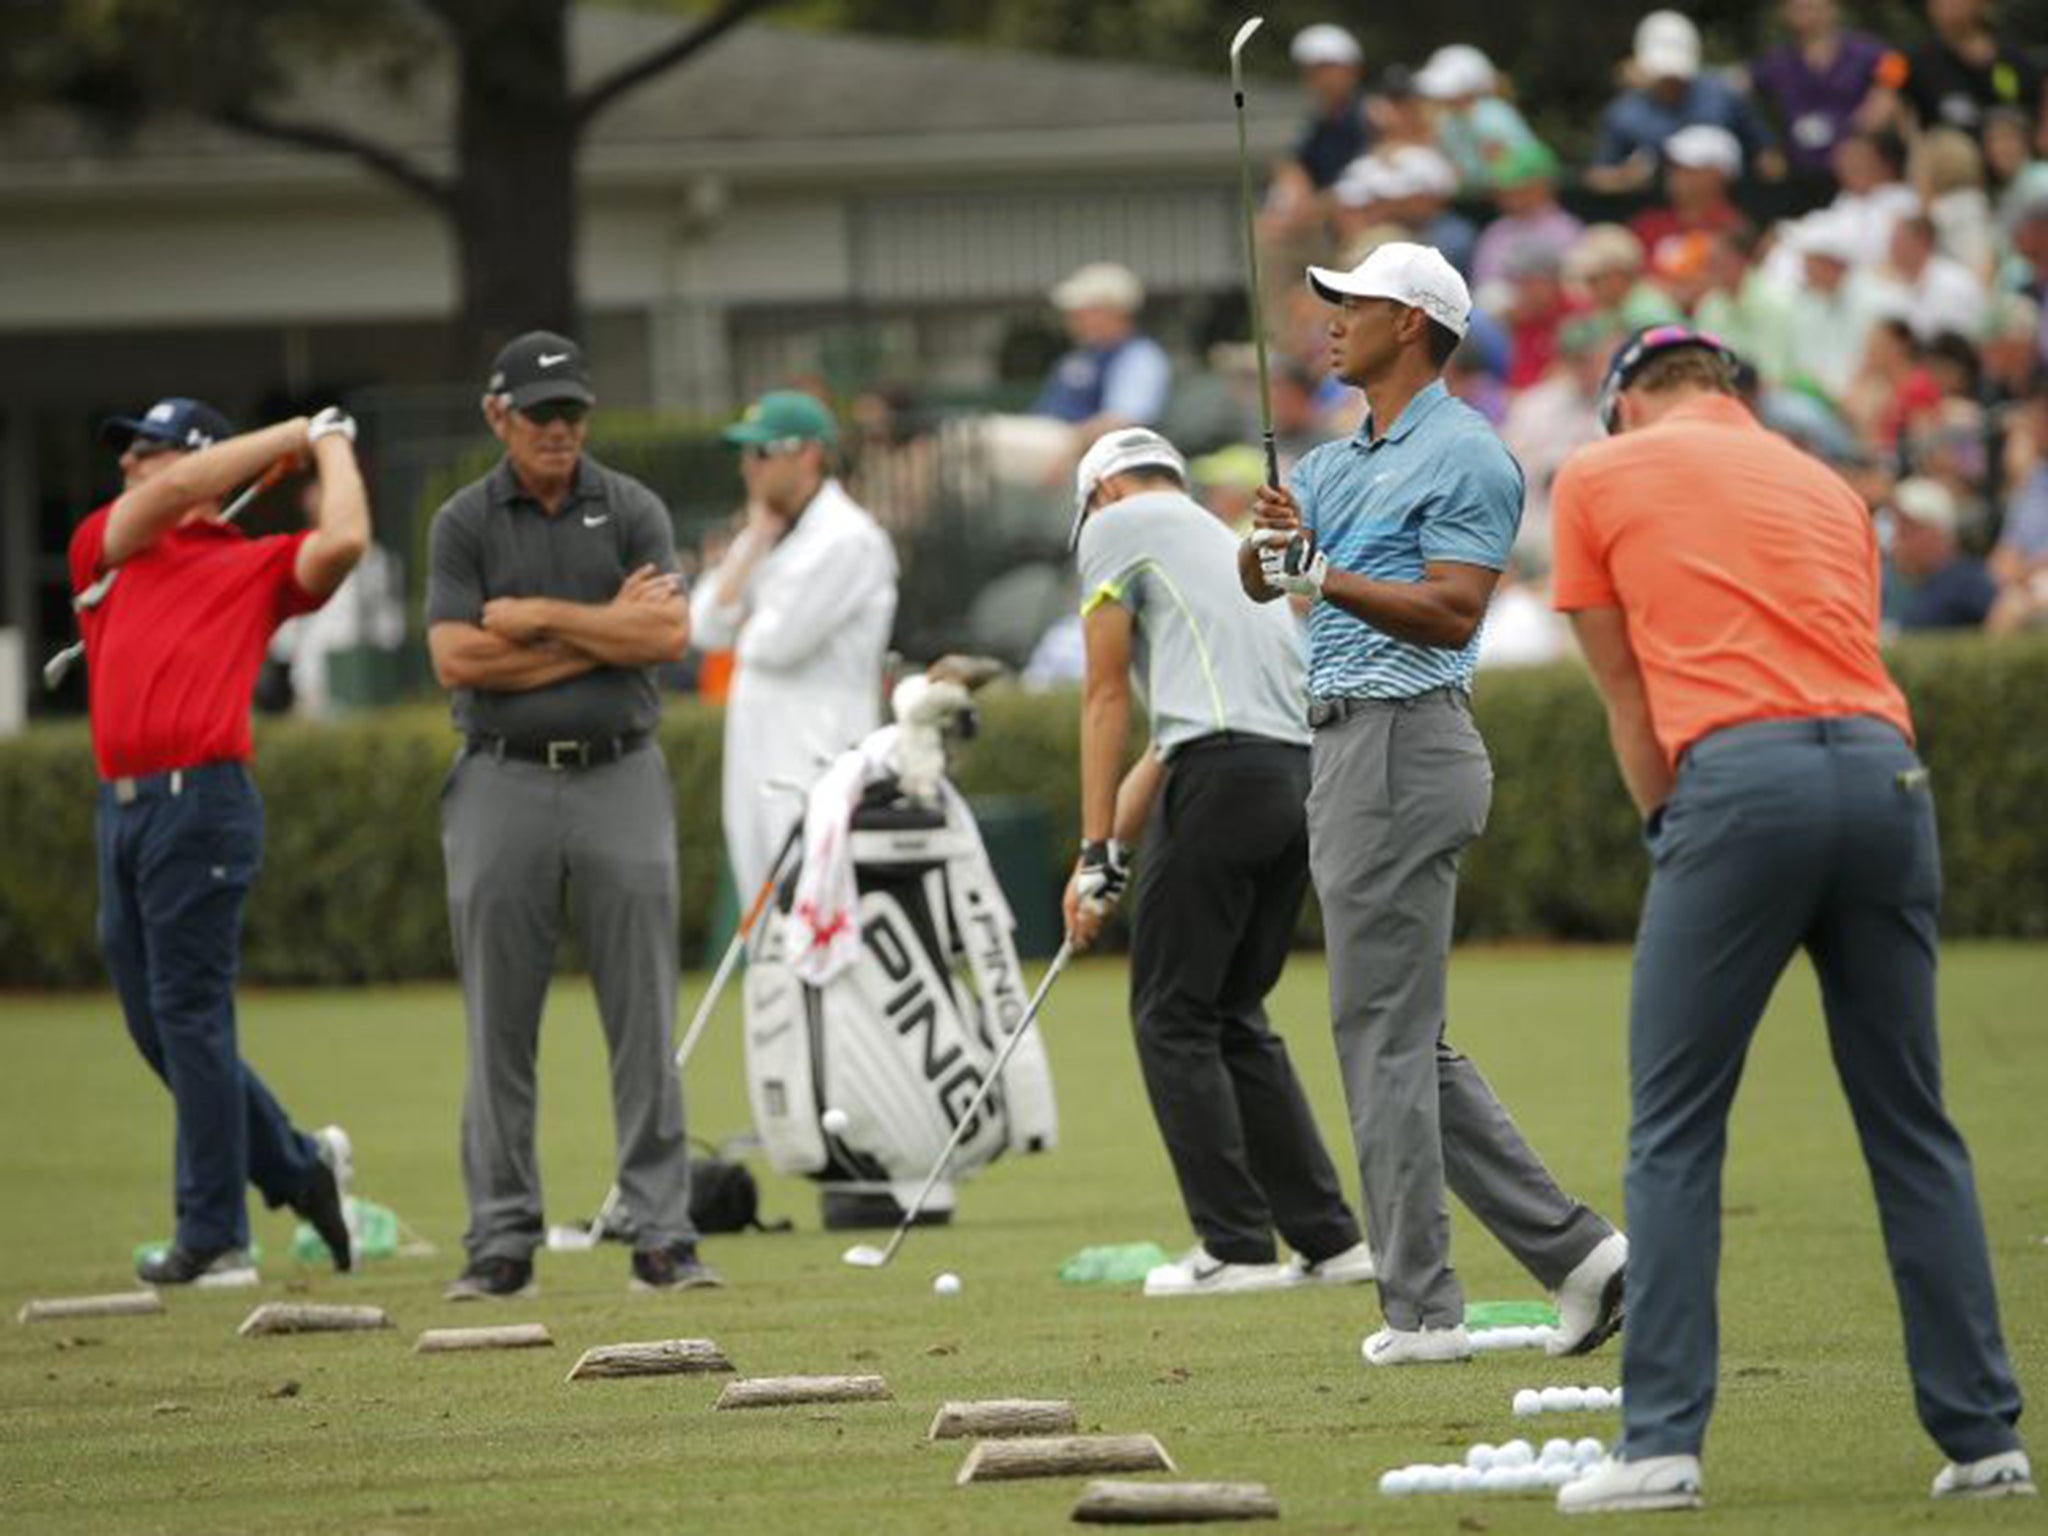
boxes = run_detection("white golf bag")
[741,683,1058,1225]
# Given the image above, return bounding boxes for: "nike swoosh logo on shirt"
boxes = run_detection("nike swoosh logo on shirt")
[582,513,611,528]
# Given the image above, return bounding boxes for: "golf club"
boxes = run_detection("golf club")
[41,454,300,691]
[1228,15,1280,491]
[550,820,804,1252]
[842,938,1073,1269]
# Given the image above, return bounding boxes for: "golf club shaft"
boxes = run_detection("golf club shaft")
[1230,21,1280,490]
[873,940,1074,1265]
[672,820,803,1073]
[41,454,299,692]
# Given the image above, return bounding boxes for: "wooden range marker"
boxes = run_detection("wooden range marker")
[238,1303,392,1337]
[1071,1480,1280,1524]
[566,1338,735,1382]
[17,1291,164,1324]
[414,1323,554,1354]
[957,1434,1177,1485]
[713,1374,891,1410]
[928,1399,1079,1441]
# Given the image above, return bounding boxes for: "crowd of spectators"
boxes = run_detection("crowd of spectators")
[1089,1,2048,654]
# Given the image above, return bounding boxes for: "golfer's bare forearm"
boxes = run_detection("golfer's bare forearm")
[1317,566,1496,649]
[1079,685,1130,844]
[1238,541,1282,603]
[296,438,372,598]
[104,419,310,566]
[1112,749,1164,846]
[526,597,689,667]
[429,625,599,691]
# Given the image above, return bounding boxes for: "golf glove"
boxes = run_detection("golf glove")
[1074,839,1129,915]
[1255,528,1328,600]
[308,406,358,445]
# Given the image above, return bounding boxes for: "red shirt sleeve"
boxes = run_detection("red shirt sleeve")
[263,530,328,624]
[1549,456,1619,612]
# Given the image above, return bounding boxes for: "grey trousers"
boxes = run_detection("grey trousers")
[1306,690,1613,1330]
[1622,716,2023,1463]
[442,745,694,1261]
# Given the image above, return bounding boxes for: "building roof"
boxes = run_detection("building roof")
[0,10,1298,194]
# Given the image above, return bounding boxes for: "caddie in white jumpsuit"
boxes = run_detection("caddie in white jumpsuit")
[690,390,899,896]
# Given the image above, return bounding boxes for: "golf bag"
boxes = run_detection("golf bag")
[742,780,1059,1225]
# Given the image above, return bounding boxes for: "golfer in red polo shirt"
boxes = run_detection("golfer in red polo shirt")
[68,398,370,1287]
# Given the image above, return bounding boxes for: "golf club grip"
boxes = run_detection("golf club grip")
[883,940,1073,1250]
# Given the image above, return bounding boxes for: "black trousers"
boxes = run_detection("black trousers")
[1129,737,1361,1265]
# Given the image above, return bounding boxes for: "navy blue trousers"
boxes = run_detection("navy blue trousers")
[96,763,318,1253]
[1621,716,2024,1465]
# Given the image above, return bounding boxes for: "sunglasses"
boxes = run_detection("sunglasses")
[518,400,590,426]
[122,439,182,462]
[742,438,811,462]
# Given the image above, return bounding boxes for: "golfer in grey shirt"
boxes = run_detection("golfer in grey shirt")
[1062,427,1373,1297]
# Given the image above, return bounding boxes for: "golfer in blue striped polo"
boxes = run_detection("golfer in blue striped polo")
[1239,242,1626,1367]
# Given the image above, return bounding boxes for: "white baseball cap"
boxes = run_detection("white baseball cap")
[1892,477,1960,535]
[1415,44,1497,101]
[1290,24,1363,68]
[1791,209,1859,264]
[1071,427,1189,546]
[1634,11,1701,81]
[1051,261,1144,312]
[1307,242,1472,337]
[1664,123,1742,177]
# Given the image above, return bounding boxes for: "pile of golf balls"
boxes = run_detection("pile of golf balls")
[1467,1325,1559,1352]
[1377,1437,1606,1496]
[1511,1384,1623,1416]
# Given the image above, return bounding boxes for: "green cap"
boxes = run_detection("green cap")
[721,389,838,447]
[1488,139,1559,191]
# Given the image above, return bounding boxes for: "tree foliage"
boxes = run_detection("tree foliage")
[6,0,777,366]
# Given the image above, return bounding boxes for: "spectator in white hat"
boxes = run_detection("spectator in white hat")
[1032,261,1173,450]
[1885,475,1996,631]
[1261,24,1373,248]
[1565,224,1685,331]
[1415,43,1539,192]
[1331,145,1476,276]
[1784,211,1906,401]
[1589,10,1778,193]
[1631,124,1751,263]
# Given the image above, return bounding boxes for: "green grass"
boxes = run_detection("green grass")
[2,946,2043,1534]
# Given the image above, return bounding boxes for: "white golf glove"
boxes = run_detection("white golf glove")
[1253,527,1328,600]
[308,406,358,445]
[1074,839,1130,916]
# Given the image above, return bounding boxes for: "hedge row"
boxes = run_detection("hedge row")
[4,634,2045,987]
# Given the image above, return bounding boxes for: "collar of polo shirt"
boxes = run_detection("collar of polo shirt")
[1355,379,1452,447]
[488,455,604,510]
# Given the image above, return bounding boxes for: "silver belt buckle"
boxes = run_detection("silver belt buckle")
[545,739,586,770]
[114,777,139,805]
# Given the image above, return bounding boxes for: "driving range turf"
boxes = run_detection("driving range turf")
[2,944,2042,1533]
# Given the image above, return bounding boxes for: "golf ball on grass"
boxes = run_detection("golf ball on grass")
[932,1271,961,1296]
[1512,1387,1542,1416]
[821,1107,850,1135]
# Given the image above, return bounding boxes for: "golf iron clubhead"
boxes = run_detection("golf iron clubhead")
[1229,15,1264,68]
[839,940,1073,1271]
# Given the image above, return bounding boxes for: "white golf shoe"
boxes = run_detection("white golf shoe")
[1557,1453,1704,1514]
[1142,1246,1300,1297]
[1931,1449,2035,1500]
[1288,1240,1376,1286]
[1551,1231,1628,1356]
[1361,1324,1473,1365]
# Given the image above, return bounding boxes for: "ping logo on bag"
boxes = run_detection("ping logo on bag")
[867,905,996,1138]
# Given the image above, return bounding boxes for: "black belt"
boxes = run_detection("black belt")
[1307,686,1465,730]
[1172,730,1307,757]
[467,730,652,770]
